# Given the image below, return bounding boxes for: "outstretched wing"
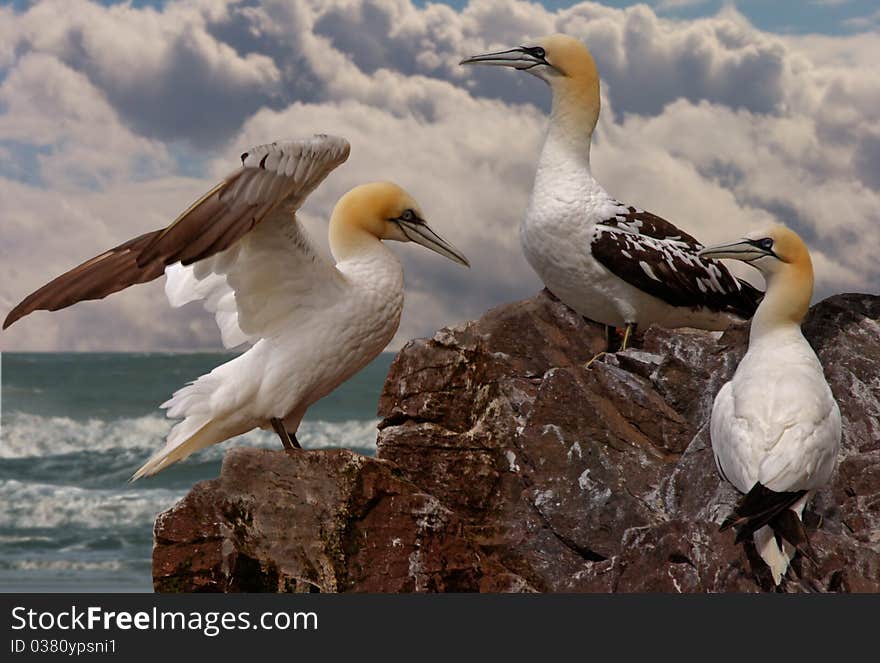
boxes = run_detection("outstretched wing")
[590,205,762,319]
[3,135,351,329]
[165,209,346,348]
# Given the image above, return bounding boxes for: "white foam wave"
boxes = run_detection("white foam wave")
[0,480,183,529]
[0,534,54,544]
[1,559,126,572]
[0,412,378,459]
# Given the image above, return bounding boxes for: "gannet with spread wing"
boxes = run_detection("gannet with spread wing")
[461,35,761,350]
[3,135,469,479]
[699,226,841,586]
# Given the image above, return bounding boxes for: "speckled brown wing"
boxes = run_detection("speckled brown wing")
[3,135,351,329]
[591,205,762,319]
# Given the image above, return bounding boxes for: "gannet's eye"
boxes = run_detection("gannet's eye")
[527,46,546,59]
[758,238,774,251]
[398,209,419,223]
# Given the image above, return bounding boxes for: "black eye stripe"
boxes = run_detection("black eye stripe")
[524,46,546,59]
[745,237,776,255]
[393,209,424,225]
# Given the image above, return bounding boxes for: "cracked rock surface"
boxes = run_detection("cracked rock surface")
[153,291,880,592]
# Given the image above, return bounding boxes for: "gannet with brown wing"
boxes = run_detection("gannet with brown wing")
[699,226,841,586]
[461,35,761,350]
[3,135,469,479]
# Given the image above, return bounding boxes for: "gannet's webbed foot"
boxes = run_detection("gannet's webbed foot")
[270,417,302,450]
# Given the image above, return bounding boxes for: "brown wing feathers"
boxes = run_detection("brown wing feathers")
[3,137,351,330]
[3,230,167,329]
[135,172,265,268]
[2,176,254,330]
[592,206,763,319]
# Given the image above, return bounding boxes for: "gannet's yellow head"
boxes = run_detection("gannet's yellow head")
[699,225,814,324]
[330,182,469,266]
[460,34,600,132]
[698,225,812,276]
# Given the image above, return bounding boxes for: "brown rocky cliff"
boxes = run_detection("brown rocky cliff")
[153,291,880,592]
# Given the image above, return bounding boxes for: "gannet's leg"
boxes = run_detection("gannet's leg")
[270,417,300,450]
[620,322,637,352]
[585,351,606,369]
[289,432,302,450]
[589,322,637,367]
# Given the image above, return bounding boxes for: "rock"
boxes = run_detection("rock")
[153,291,880,592]
[153,447,526,592]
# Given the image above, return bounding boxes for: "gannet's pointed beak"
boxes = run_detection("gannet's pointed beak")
[397,218,470,267]
[699,239,775,263]
[460,46,548,70]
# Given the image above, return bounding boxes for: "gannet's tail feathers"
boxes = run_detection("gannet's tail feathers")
[753,526,794,586]
[721,483,816,586]
[720,482,806,543]
[130,375,229,481]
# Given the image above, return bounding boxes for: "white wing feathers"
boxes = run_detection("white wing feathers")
[165,211,345,347]
[165,261,248,348]
[227,135,351,210]
[711,365,840,494]
[162,135,351,347]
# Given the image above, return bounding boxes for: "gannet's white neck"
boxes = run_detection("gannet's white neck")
[329,213,388,265]
[749,258,813,346]
[544,75,600,171]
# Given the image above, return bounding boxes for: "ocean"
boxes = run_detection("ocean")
[0,352,393,592]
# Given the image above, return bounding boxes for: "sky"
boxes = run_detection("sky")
[0,0,878,351]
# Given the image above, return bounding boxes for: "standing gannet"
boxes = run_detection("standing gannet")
[3,135,469,479]
[699,226,841,586]
[461,35,761,350]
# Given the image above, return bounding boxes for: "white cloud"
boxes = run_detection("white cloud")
[842,9,880,31]
[0,53,171,189]
[655,0,711,11]
[0,0,877,351]
[6,0,283,146]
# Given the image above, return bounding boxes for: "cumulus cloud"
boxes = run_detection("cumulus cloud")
[6,0,283,146]
[0,52,171,188]
[655,0,711,9]
[0,0,877,352]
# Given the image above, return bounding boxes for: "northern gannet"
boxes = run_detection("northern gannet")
[699,226,841,586]
[3,135,469,479]
[461,35,761,350]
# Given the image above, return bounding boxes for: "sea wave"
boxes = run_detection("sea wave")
[0,412,379,459]
[0,480,183,530]
[0,559,126,572]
